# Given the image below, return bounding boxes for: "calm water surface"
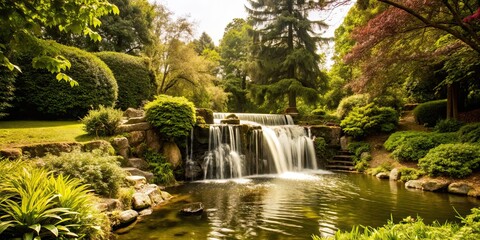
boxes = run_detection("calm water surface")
[118,172,479,239]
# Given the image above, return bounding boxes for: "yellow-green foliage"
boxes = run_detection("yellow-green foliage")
[419,143,480,178]
[314,208,480,240]
[82,106,123,136]
[340,103,399,138]
[0,161,110,239]
[95,52,156,110]
[384,131,458,162]
[43,150,126,197]
[144,95,196,140]
[10,37,117,119]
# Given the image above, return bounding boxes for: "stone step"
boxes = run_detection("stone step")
[123,167,154,182]
[327,160,355,166]
[333,155,354,161]
[336,150,353,156]
[128,158,149,170]
[325,165,355,171]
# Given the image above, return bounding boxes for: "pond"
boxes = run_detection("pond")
[118,171,479,240]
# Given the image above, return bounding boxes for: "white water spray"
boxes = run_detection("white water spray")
[203,113,317,179]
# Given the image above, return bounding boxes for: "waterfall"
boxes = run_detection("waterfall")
[202,113,317,179]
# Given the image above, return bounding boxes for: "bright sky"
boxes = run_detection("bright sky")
[152,0,354,68]
[155,0,353,44]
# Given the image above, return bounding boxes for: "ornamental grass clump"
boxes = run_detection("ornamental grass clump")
[0,161,109,239]
[144,95,196,141]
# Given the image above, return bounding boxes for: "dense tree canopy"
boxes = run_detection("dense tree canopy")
[0,0,119,84]
[246,0,332,113]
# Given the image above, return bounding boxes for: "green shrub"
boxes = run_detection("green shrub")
[144,150,177,186]
[391,132,458,162]
[95,52,156,110]
[384,131,426,151]
[43,150,126,197]
[311,108,326,116]
[434,119,464,133]
[0,161,109,239]
[340,103,399,138]
[144,95,196,141]
[458,123,480,143]
[418,143,480,178]
[118,187,135,210]
[347,141,371,160]
[10,38,117,119]
[367,162,392,176]
[336,94,369,119]
[398,167,424,182]
[314,214,480,240]
[413,99,447,127]
[314,137,334,163]
[82,105,123,136]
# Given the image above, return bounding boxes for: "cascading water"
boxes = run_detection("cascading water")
[203,113,317,179]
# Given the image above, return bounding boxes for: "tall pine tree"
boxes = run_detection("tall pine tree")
[246,0,330,113]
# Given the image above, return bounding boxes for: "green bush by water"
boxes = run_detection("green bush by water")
[10,38,117,119]
[413,99,447,127]
[385,131,458,162]
[418,143,480,178]
[82,106,123,136]
[144,150,177,186]
[0,161,109,239]
[95,52,156,110]
[43,150,126,197]
[398,167,424,182]
[144,95,196,141]
[340,103,399,138]
[314,207,480,240]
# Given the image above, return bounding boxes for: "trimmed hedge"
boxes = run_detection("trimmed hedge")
[413,99,447,127]
[10,38,117,119]
[419,143,480,178]
[144,95,196,141]
[95,52,156,110]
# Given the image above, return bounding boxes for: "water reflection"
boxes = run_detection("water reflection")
[118,173,479,240]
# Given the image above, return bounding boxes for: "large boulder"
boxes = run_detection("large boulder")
[124,108,145,118]
[146,129,162,152]
[180,202,204,216]
[163,142,182,167]
[376,172,390,180]
[128,131,146,146]
[112,137,130,160]
[405,179,450,192]
[118,209,139,226]
[143,184,164,206]
[128,158,149,170]
[448,182,473,195]
[132,192,152,210]
[390,168,401,181]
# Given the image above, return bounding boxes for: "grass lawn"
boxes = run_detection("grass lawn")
[0,121,104,148]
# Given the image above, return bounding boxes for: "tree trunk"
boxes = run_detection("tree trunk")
[288,91,296,109]
[446,84,459,120]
